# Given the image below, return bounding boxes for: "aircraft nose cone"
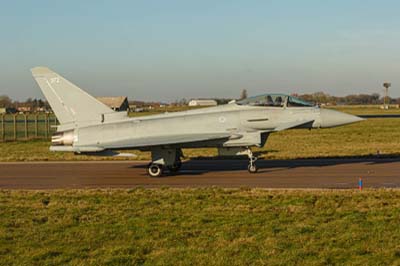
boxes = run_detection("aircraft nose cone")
[319,109,364,128]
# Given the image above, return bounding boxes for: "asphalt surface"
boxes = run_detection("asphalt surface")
[1,158,400,189]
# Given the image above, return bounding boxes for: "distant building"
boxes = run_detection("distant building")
[129,100,146,107]
[17,106,32,113]
[0,107,17,114]
[129,100,168,112]
[97,96,129,111]
[35,107,47,112]
[3,107,17,114]
[132,107,144,113]
[188,99,218,107]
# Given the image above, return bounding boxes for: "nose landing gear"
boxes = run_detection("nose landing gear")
[247,149,258,173]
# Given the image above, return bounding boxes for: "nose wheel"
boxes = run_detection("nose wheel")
[248,161,258,173]
[247,150,258,173]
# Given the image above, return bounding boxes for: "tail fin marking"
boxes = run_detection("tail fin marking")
[31,67,114,126]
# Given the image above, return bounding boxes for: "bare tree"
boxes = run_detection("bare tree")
[0,95,12,107]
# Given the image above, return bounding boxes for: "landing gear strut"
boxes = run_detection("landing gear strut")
[247,149,258,173]
[167,161,182,172]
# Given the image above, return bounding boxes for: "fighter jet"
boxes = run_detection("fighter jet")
[31,67,364,177]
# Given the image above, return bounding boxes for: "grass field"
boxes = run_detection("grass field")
[1,107,400,266]
[1,117,399,162]
[0,108,199,141]
[1,106,400,162]
[1,188,400,265]
[328,105,400,115]
[1,105,398,141]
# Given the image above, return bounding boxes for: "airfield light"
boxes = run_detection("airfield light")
[383,82,391,109]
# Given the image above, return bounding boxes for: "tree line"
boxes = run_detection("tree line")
[1,91,400,111]
[294,92,400,105]
[0,95,49,110]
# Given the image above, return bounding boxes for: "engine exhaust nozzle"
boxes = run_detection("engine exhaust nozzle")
[51,130,74,146]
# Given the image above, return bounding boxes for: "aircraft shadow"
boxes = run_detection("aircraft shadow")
[130,153,400,176]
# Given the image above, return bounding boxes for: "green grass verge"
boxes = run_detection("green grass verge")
[1,117,400,161]
[328,105,400,115]
[2,106,400,162]
[1,105,398,141]
[1,188,400,265]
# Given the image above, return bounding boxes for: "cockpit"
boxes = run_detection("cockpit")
[236,94,314,108]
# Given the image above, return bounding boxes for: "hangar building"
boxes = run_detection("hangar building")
[97,96,129,111]
[188,99,218,107]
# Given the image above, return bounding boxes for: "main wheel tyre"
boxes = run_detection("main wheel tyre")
[248,164,258,173]
[148,164,163,177]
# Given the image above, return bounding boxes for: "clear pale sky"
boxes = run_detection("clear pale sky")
[0,0,399,102]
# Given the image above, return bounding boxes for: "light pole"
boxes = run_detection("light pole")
[383,82,391,109]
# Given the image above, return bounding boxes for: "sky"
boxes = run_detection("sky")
[0,0,399,102]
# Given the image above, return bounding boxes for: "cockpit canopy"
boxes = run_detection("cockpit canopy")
[236,94,314,108]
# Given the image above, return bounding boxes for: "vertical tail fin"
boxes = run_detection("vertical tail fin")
[31,67,115,126]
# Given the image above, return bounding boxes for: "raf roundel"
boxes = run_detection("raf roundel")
[219,116,227,123]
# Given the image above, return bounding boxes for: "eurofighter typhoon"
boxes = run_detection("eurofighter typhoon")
[31,67,364,177]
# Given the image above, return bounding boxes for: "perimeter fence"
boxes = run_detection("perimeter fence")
[0,113,58,142]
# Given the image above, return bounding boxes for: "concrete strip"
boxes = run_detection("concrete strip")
[0,158,399,189]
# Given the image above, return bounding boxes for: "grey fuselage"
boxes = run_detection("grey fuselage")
[31,67,363,164]
[53,103,358,153]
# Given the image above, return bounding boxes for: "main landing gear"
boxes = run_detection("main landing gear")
[147,148,183,177]
[146,147,258,177]
[147,161,182,177]
[167,161,182,173]
[148,163,163,177]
